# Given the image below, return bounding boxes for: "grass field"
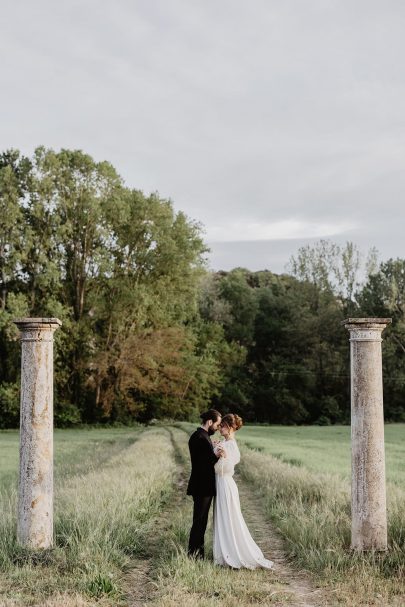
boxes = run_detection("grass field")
[237,423,405,485]
[0,427,177,606]
[0,427,143,489]
[0,424,404,606]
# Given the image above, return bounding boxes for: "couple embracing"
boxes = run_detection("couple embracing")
[187,409,274,569]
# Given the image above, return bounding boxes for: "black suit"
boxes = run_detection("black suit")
[187,427,219,558]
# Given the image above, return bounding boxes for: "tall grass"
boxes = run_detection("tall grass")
[1,424,403,606]
[239,447,405,606]
[0,427,176,606]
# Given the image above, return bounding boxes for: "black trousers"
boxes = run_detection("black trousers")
[188,495,213,558]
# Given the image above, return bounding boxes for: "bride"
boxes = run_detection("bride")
[213,413,274,570]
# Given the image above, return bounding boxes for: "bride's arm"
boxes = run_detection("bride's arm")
[234,444,241,465]
[228,441,240,465]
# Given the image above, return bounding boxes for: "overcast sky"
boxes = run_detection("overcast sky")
[1,0,404,272]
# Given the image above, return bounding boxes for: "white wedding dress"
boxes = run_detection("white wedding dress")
[213,439,274,569]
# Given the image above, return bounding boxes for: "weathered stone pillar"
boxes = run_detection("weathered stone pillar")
[13,318,62,549]
[343,317,391,551]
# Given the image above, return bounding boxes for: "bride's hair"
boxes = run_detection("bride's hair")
[221,413,243,431]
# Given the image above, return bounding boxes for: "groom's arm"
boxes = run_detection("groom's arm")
[201,435,220,464]
[190,435,219,465]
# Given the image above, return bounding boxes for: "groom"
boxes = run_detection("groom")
[187,409,223,558]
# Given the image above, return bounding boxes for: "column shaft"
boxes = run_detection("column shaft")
[14,318,61,549]
[343,318,391,551]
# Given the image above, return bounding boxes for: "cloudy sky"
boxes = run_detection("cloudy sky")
[1,0,404,272]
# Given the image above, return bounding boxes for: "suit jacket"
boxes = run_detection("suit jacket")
[187,427,219,496]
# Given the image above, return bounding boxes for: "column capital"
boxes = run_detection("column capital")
[13,318,62,331]
[342,318,392,329]
[13,318,62,343]
[342,318,391,342]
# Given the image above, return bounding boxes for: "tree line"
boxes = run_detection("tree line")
[0,148,404,426]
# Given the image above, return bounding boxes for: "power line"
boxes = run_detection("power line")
[266,370,405,381]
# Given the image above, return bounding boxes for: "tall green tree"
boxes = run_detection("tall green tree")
[288,239,364,314]
[0,147,222,425]
[86,188,209,420]
[0,151,31,311]
[358,259,405,420]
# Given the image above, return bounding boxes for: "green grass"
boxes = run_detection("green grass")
[237,423,405,485]
[178,422,404,484]
[178,422,405,606]
[0,427,177,606]
[238,445,404,606]
[1,423,404,606]
[0,427,143,490]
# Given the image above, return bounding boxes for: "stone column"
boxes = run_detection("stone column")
[343,317,391,551]
[13,318,62,549]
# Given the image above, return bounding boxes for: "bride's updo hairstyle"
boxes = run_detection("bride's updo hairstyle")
[221,413,243,431]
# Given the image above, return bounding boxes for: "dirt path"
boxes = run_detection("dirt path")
[237,473,330,607]
[123,428,331,607]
